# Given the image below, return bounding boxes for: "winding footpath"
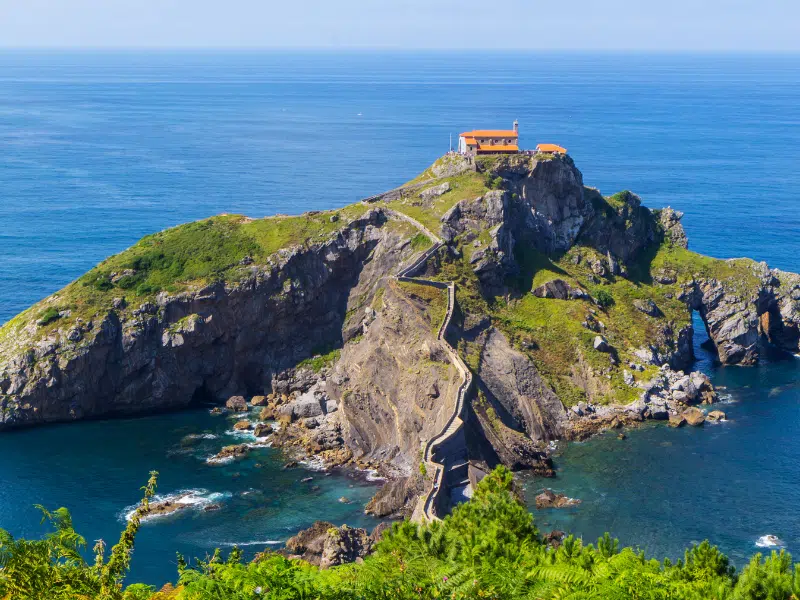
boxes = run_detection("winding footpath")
[384,208,474,522]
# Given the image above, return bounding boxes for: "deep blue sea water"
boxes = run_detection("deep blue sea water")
[1,51,799,585]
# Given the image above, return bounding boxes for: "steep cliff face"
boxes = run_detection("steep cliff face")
[0,210,415,428]
[678,263,800,365]
[329,280,461,474]
[487,154,591,254]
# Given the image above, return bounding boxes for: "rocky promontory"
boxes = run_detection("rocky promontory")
[2,151,799,518]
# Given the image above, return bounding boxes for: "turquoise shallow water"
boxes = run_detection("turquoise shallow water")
[522,319,800,567]
[0,406,381,585]
[1,51,799,583]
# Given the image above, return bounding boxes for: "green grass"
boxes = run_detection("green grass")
[296,348,342,372]
[0,205,372,361]
[396,280,449,335]
[410,232,432,251]
[386,170,490,234]
[36,307,62,327]
[490,236,710,405]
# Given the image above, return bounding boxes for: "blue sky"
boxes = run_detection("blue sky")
[0,0,797,51]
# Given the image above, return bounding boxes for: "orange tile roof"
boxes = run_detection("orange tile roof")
[461,130,518,138]
[477,144,519,153]
[463,137,477,145]
[536,143,568,154]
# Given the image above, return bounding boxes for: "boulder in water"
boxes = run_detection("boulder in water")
[535,489,581,509]
[682,407,705,426]
[210,444,250,462]
[233,420,251,431]
[707,410,727,421]
[226,396,248,412]
[253,422,272,437]
[669,414,687,428]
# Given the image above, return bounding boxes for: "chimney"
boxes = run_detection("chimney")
[513,120,519,133]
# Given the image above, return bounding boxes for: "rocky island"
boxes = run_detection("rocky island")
[2,152,799,521]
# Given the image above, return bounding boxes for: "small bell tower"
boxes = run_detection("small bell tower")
[513,119,519,134]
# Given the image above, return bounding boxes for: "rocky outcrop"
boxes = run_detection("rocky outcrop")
[226,396,248,412]
[419,182,451,202]
[365,473,424,518]
[473,327,568,444]
[489,155,590,253]
[535,489,581,509]
[532,279,588,300]
[657,207,689,249]
[683,407,706,427]
[284,521,386,568]
[0,210,414,428]
[440,190,515,289]
[680,263,800,365]
[577,190,660,265]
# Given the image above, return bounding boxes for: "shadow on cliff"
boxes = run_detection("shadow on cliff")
[505,245,568,297]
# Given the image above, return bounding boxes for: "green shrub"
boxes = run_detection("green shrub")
[36,307,61,327]
[595,289,615,308]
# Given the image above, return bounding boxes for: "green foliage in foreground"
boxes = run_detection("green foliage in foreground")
[3,468,800,600]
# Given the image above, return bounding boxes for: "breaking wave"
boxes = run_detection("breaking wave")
[217,540,282,547]
[120,489,231,522]
[755,534,784,548]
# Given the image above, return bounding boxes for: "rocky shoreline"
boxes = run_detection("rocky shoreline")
[3,151,800,523]
[565,364,723,440]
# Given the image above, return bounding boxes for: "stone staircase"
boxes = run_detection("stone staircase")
[384,208,474,523]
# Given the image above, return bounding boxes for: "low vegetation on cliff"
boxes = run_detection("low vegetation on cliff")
[0,206,370,359]
[3,151,800,536]
[3,468,799,600]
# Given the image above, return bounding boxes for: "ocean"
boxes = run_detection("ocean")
[1,51,799,585]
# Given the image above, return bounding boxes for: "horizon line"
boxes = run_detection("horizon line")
[1,46,799,55]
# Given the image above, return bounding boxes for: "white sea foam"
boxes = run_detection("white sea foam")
[217,540,282,547]
[245,441,271,449]
[184,433,218,441]
[715,393,736,405]
[121,489,231,522]
[756,534,785,548]
[300,455,328,472]
[356,467,386,482]
[206,455,235,465]
[225,429,257,441]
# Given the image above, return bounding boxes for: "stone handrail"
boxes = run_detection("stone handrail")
[384,208,472,522]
